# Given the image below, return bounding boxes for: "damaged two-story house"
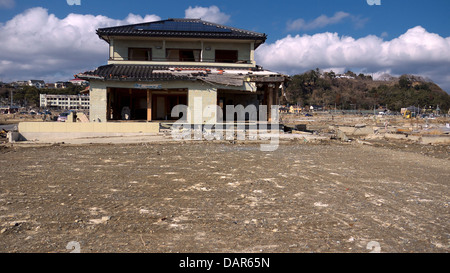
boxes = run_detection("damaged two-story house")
[77,18,288,124]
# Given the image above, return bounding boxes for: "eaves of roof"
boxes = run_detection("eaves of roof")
[97,18,267,48]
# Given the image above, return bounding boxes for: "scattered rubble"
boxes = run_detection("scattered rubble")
[0,140,447,253]
[0,113,448,253]
[283,113,450,146]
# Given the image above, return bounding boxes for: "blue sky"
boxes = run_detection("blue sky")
[2,0,449,42]
[1,0,450,91]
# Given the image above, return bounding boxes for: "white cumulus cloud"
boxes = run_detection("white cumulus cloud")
[287,11,368,31]
[0,7,160,82]
[185,5,230,24]
[255,26,450,91]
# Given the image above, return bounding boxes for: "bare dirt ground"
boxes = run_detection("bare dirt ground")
[0,139,448,253]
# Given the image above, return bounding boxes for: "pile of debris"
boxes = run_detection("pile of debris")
[282,118,450,145]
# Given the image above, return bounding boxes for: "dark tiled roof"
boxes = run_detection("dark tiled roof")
[97,18,267,48]
[78,64,259,80]
[77,64,287,85]
[77,64,195,81]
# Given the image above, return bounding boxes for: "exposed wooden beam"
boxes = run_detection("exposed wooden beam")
[267,85,273,122]
[107,87,111,121]
[147,89,152,122]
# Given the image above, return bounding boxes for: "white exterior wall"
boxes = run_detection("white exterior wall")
[109,37,255,66]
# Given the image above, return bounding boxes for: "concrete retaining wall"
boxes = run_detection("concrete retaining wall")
[18,122,160,141]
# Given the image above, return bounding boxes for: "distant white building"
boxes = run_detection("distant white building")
[69,78,89,86]
[40,94,90,110]
[28,80,46,88]
[336,75,355,79]
[45,82,69,89]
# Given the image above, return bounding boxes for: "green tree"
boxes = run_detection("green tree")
[23,86,40,106]
[399,75,412,89]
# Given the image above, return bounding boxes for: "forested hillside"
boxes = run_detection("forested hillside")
[283,69,450,112]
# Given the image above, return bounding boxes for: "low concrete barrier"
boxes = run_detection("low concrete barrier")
[421,136,450,144]
[18,122,160,141]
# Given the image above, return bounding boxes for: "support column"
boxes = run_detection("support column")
[267,85,274,122]
[275,84,279,106]
[129,88,132,108]
[106,88,111,120]
[187,86,217,124]
[147,89,152,122]
[88,81,107,122]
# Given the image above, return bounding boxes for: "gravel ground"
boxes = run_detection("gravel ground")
[0,140,448,253]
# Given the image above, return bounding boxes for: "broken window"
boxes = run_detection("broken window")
[215,50,238,63]
[166,49,201,62]
[128,48,152,61]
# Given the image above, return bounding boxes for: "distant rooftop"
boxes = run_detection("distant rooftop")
[96,18,267,49]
